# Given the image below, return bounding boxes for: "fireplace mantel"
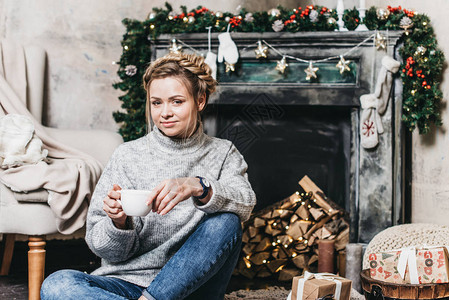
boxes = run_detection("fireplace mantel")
[152,31,404,243]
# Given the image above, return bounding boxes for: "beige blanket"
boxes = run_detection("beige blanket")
[0,40,103,234]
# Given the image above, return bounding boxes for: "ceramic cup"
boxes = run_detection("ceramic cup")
[117,189,152,217]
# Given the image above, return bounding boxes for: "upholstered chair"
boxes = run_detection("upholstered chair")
[0,45,123,300]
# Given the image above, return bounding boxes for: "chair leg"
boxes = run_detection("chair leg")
[0,233,16,275]
[28,236,46,300]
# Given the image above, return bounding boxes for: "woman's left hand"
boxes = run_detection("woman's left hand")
[147,177,204,215]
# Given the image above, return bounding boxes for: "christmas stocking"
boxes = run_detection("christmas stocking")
[204,51,217,80]
[217,32,239,66]
[374,55,401,114]
[360,94,382,149]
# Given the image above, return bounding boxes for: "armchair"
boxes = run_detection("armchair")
[0,44,123,300]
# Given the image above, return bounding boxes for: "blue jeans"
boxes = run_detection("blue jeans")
[40,212,242,300]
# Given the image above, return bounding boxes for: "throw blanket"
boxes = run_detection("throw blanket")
[0,40,103,234]
[0,114,48,168]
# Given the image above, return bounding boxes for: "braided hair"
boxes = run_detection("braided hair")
[142,53,217,136]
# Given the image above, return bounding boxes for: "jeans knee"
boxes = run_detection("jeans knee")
[41,269,84,299]
[208,213,242,239]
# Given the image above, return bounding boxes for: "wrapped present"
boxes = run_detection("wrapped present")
[287,271,352,300]
[416,246,449,283]
[369,246,449,284]
[368,250,410,284]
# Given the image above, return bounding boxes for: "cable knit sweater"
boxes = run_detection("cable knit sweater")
[85,124,256,287]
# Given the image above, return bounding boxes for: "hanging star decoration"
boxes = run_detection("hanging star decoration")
[276,56,288,74]
[225,62,235,73]
[375,32,387,51]
[336,55,351,74]
[305,61,319,80]
[254,40,269,59]
[169,38,182,54]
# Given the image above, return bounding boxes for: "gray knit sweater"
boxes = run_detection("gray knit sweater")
[85,124,256,287]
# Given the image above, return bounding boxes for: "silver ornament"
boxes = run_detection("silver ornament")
[327,17,336,25]
[125,65,137,77]
[188,16,195,23]
[268,8,281,17]
[225,16,231,22]
[245,12,254,22]
[215,11,223,18]
[309,10,319,23]
[272,19,284,32]
[147,12,156,20]
[399,16,413,34]
[376,8,390,21]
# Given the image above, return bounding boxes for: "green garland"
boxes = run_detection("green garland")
[113,3,444,141]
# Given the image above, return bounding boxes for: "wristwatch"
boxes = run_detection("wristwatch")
[195,176,210,199]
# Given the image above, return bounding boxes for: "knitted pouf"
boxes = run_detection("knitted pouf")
[362,223,449,269]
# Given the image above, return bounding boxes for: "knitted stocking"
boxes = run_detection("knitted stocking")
[217,32,239,65]
[374,56,401,114]
[360,94,382,149]
[204,51,217,80]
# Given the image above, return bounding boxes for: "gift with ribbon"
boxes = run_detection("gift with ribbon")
[369,245,449,284]
[286,271,352,300]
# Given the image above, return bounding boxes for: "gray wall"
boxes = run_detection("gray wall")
[1,0,448,226]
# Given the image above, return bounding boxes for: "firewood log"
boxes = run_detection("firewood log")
[292,254,309,269]
[278,268,301,281]
[334,227,349,251]
[248,226,258,238]
[242,243,256,255]
[309,207,325,221]
[295,205,310,220]
[250,252,271,265]
[298,176,333,213]
[254,217,266,227]
[267,259,288,273]
[255,237,271,252]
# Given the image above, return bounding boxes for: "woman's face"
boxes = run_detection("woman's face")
[149,77,204,138]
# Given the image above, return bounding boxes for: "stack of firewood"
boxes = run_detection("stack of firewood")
[234,176,349,281]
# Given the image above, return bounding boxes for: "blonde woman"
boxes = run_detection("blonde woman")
[41,53,256,300]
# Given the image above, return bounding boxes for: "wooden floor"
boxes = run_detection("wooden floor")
[0,239,290,299]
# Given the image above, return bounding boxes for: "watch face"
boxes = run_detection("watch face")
[202,178,210,188]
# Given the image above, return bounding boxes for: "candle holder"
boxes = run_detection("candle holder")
[336,0,348,31]
[355,7,369,31]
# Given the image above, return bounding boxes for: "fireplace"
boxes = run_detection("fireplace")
[153,31,404,243]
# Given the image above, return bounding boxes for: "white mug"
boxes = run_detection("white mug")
[117,189,152,217]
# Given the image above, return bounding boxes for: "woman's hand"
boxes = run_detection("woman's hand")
[147,177,207,215]
[103,184,128,229]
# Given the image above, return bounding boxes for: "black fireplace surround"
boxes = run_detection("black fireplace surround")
[153,31,404,243]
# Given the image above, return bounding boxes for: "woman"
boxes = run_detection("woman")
[40,53,257,300]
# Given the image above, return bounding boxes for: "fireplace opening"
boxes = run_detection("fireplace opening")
[204,101,352,213]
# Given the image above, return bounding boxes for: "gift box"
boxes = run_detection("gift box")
[369,246,449,284]
[416,247,449,284]
[289,272,352,300]
[369,250,409,284]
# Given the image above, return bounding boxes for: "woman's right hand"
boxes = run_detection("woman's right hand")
[103,184,128,229]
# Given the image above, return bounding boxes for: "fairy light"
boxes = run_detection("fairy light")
[313,198,317,202]
[292,253,297,257]
[304,240,308,244]
[124,45,129,50]
[301,202,305,205]
[285,225,289,229]
[273,222,277,227]
[305,218,309,221]
[277,239,281,243]
[298,237,303,241]
[284,244,288,248]
[295,191,300,195]
[308,205,312,208]
[272,242,277,246]
[263,260,267,263]
[329,209,333,213]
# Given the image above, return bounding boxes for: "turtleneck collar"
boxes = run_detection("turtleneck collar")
[148,122,207,154]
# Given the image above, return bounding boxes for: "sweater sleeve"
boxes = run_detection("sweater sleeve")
[193,143,256,222]
[85,145,143,263]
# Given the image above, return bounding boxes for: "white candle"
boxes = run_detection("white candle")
[360,0,366,9]
[337,0,344,14]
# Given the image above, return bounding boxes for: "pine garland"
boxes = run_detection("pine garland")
[113,3,444,141]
